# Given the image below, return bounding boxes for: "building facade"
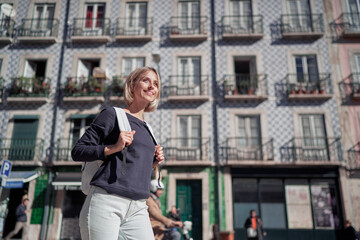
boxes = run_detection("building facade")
[0,0,356,240]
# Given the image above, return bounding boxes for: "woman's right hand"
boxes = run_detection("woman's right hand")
[104,130,136,156]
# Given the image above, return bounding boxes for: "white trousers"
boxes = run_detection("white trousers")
[79,186,155,240]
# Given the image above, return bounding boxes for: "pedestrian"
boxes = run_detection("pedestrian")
[244,210,266,240]
[4,197,29,240]
[147,180,183,240]
[343,220,360,240]
[72,66,165,240]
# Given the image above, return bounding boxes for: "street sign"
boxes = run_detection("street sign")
[0,160,12,177]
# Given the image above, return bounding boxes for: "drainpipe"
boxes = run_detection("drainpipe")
[210,0,223,232]
[40,0,70,239]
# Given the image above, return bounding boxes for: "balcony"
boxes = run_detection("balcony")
[163,75,209,102]
[109,75,125,102]
[285,73,333,100]
[8,77,51,103]
[0,19,14,43]
[164,137,211,165]
[63,76,106,102]
[71,18,111,43]
[280,14,324,39]
[348,142,360,170]
[280,137,343,164]
[115,17,152,42]
[331,12,360,38]
[0,138,44,165]
[220,15,264,40]
[223,138,274,165]
[169,16,207,42]
[339,73,360,101]
[223,74,268,101]
[53,138,81,166]
[17,18,59,43]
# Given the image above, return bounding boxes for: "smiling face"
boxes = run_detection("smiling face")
[132,70,159,104]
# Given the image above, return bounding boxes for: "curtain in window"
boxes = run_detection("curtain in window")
[85,5,93,28]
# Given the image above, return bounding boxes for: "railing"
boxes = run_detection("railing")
[348,142,360,170]
[280,137,343,163]
[220,15,263,35]
[18,18,59,37]
[170,16,207,35]
[223,74,268,96]
[111,76,126,97]
[335,12,360,34]
[164,137,210,161]
[164,75,209,97]
[116,17,152,36]
[281,14,324,34]
[339,73,360,98]
[285,73,332,95]
[0,138,44,161]
[71,18,111,37]
[64,76,106,97]
[223,138,273,161]
[55,138,76,162]
[9,77,51,97]
[0,19,15,38]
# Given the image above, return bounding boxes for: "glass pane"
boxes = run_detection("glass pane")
[301,115,312,146]
[191,116,201,147]
[179,116,188,146]
[237,116,247,147]
[307,55,319,82]
[295,56,305,82]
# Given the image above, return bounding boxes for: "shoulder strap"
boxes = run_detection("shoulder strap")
[113,107,131,131]
[144,122,158,145]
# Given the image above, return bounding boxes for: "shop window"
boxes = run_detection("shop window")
[122,57,145,76]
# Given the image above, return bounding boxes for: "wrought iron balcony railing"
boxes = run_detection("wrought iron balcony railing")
[333,12,360,35]
[116,17,152,36]
[223,138,273,161]
[170,16,207,35]
[164,137,210,161]
[18,18,59,37]
[285,73,332,95]
[281,14,324,34]
[71,18,111,37]
[348,142,360,170]
[223,74,268,96]
[164,75,209,97]
[64,76,106,97]
[110,75,126,97]
[55,138,76,162]
[0,19,15,38]
[339,73,360,99]
[280,137,343,163]
[9,77,51,97]
[221,15,263,35]
[0,138,44,162]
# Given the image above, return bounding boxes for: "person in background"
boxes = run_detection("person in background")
[4,197,29,240]
[244,210,266,240]
[344,220,360,240]
[147,180,183,240]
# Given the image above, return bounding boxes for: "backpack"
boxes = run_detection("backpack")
[80,107,158,195]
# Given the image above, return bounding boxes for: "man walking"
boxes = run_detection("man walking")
[4,197,29,240]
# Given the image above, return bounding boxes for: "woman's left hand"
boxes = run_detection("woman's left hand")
[154,145,165,165]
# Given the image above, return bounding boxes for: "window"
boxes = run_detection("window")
[125,2,147,35]
[69,115,95,146]
[31,3,55,36]
[230,0,252,31]
[178,0,200,34]
[234,56,256,94]
[77,59,100,78]
[177,56,201,94]
[236,115,260,148]
[0,58,3,76]
[0,3,13,37]
[177,115,201,148]
[287,0,311,31]
[24,60,47,78]
[294,55,319,82]
[354,54,360,83]
[0,3,11,21]
[347,0,360,30]
[84,3,105,31]
[122,57,145,76]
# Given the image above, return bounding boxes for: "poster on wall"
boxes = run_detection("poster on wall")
[285,185,313,229]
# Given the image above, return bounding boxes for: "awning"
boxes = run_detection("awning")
[1,171,39,189]
[52,172,81,191]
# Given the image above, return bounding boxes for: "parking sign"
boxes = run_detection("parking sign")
[0,160,12,177]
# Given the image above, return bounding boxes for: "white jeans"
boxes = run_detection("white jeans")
[79,186,155,240]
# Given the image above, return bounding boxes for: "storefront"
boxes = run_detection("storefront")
[231,167,343,240]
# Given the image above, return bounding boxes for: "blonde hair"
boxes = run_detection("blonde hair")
[124,66,161,112]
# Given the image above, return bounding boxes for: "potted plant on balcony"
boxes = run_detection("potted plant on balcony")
[297,83,304,94]
[248,87,255,95]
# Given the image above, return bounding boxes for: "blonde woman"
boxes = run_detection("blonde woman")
[72,67,165,240]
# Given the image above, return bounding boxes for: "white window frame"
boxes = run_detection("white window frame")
[31,3,55,35]
[177,56,201,92]
[116,53,151,76]
[235,115,261,148]
[125,2,148,34]
[121,57,146,76]
[83,3,106,31]
[177,115,202,148]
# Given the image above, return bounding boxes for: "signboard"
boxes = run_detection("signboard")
[4,181,23,189]
[0,160,12,177]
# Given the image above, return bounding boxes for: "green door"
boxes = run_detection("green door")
[176,180,202,240]
[9,117,39,161]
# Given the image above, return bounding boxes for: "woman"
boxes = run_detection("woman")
[244,210,266,240]
[72,66,165,240]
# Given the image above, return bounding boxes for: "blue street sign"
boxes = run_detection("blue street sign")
[0,160,12,177]
[4,181,23,189]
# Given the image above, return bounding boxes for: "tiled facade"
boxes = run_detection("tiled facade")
[0,0,357,239]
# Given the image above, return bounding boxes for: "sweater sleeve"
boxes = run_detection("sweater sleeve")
[71,107,116,162]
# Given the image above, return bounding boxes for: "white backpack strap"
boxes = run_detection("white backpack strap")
[114,107,131,131]
[144,122,158,145]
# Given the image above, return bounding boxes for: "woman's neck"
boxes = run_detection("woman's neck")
[125,103,146,121]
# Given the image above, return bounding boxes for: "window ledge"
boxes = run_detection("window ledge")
[109,96,125,102]
[18,36,58,44]
[71,36,111,43]
[7,97,49,103]
[169,34,207,42]
[164,160,214,166]
[222,33,264,40]
[288,93,332,100]
[167,95,210,102]
[63,96,105,103]
[224,94,268,101]
[282,32,323,39]
[115,35,152,42]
